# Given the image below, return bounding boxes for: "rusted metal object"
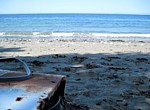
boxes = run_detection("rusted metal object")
[0,74,66,110]
[0,58,66,110]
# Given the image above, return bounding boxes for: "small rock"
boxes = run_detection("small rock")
[75,78,81,81]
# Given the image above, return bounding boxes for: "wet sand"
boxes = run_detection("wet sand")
[0,39,150,110]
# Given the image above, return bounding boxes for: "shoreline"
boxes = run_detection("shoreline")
[1,36,150,42]
[0,39,150,109]
[0,33,150,37]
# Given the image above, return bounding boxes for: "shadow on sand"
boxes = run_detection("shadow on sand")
[0,47,24,53]
[1,51,150,110]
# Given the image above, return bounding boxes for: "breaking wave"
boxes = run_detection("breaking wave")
[0,32,150,38]
[0,32,150,41]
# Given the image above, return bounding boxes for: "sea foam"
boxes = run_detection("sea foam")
[0,32,5,36]
[0,32,150,38]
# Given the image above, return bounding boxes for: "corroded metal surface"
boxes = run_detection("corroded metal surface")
[0,74,66,110]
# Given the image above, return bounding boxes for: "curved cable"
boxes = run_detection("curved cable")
[0,58,31,82]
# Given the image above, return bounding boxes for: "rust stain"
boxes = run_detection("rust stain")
[0,74,66,110]
[0,74,65,92]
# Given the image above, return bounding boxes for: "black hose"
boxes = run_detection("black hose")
[0,58,31,82]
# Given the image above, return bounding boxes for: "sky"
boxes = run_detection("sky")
[0,0,150,15]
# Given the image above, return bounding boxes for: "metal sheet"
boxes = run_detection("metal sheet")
[0,74,66,110]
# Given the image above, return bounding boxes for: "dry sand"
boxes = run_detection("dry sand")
[0,39,150,110]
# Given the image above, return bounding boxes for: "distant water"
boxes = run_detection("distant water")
[0,14,150,41]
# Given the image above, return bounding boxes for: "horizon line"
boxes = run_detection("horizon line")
[0,12,150,16]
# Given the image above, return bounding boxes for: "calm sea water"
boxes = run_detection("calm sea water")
[0,14,150,41]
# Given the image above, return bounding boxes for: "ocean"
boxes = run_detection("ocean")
[0,14,150,41]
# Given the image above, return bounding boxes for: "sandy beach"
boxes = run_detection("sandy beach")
[0,39,150,110]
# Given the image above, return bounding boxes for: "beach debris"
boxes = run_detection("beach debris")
[30,60,44,66]
[96,101,102,106]
[71,56,87,63]
[82,91,90,97]
[109,40,125,42]
[75,78,81,81]
[52,54,66,58]
[76,70,96,76]
[64,102,89,110]
[107,75,119,79]
[85,63,99,69]
[71,64,85,68]
[108,67,128,71]
[101,62,114,66]
[63,67,71,72]
[119,90,139,99]
[101,56,121,61]
[114,79,121,83]
[133,78,144,85]
[136,58,148,62]
[66,74,70,77]
[140,91,150,98]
